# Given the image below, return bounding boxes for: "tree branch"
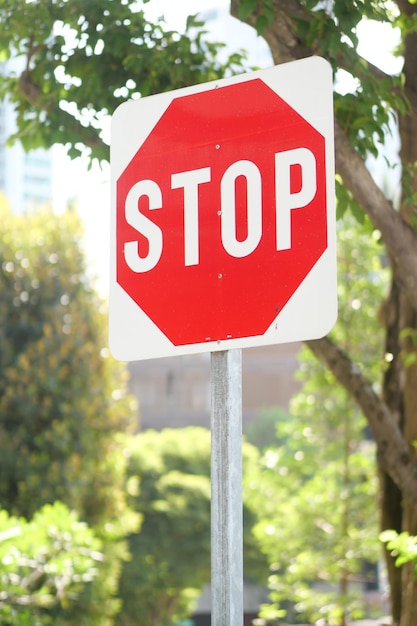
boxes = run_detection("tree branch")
[231,0,417,313]
[306,336,417,507]
[17,68,108,159]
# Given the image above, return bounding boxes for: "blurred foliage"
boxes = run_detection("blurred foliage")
[244,407,293,452]
[245,213,389,625]
[118,427,268,626]
[0,502,102,626]
[0,198,136,526]
[0,197,138,624]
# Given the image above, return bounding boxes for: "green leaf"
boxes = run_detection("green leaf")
[255,14,269,34]
[238,0,258,21]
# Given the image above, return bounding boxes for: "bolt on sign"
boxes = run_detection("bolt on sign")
[109,56,337,361]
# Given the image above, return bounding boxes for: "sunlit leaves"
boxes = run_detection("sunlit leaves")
[0,0,247,163]
[0,502,102,626]
[380,530,417,569]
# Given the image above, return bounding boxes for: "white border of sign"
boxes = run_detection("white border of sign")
[109,56,336,361]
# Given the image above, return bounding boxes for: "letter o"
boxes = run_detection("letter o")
[220,160,262,258]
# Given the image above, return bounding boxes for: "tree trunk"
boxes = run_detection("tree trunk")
[398,297,417,626]
[229,2,417,624]
[379,470,403,625]
[379,276,404,625]
[396,10,417,625]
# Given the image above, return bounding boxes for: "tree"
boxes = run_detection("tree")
[0,199,136,524]
[0,199,138,625]
[245,214,388,626]
[2,1,417,624]
[228,3,417,624]
[248,411,379,626]
[0,0,245,163]
[118,427,267,626]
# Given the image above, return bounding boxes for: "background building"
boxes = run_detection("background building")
[129,343,300,432]
[0,60,53,213]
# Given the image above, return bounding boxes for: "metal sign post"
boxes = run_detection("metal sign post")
[210,349,243,626]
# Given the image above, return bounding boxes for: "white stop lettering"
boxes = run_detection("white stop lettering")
[123,147,317,272]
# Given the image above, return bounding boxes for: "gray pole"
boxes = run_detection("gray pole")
[210,349,243,626]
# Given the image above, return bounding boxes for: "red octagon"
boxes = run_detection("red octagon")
[116,78,327,347]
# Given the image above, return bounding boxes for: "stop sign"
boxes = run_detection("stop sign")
[110,57,336,361]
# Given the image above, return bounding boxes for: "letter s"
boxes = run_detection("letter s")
[124,180,163,273]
